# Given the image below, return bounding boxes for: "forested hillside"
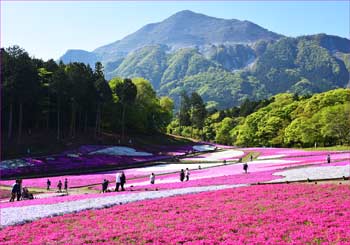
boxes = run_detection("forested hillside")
[1,46,174,156]
[168,88,350,147]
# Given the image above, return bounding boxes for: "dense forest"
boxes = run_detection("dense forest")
[1,46,174,151]
[168,88,350,147]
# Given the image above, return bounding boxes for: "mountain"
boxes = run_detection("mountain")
[60,49,100,67]
[60,10,282,64]
[60,10,350,109]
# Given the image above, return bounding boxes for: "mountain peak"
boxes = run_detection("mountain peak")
[62,10,283,65]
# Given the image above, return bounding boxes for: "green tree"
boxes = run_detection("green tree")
[94,62,112,137]
[178,91,191,128]
[190,92,207,130]
[114,78,137,140]
[215,117,235,145]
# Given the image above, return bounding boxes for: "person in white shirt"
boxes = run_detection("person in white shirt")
[115,172,122,191]
[150,173,155,184]
[185,168,190,181]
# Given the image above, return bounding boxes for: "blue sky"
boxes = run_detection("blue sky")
[1,1,349,60]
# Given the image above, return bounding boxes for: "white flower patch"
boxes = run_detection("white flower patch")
[185,150,245,161]
[257,154,286,160]
[0,159,33,170]
[1,184,248,227]
[193,145,216,152]
[269,165,350,182]
[89,146,152,156]
[131,163,223,173]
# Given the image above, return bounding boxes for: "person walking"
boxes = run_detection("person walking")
[150,173,155,184]
[64,178,68,192]
[16,179,22,201]
[327,154,331,164]
[243,162,248,174]
[10,180,20,202]
[102,179,109,193]
[115,172,121,191]
[47,179,51,190]
[185,168,190,181]
[57,180,62,192]
[250,155,253,162]
[180,169,185,182]
[120,171,126,191]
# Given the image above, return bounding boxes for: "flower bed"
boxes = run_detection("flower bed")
[1,184,349,244]
[182,149,245,161]
[245,147,350,159]
[0,143,195,178]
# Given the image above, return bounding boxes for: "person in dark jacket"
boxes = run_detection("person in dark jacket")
[120,172,126,191]
[64,178,68,192]
[102,179,109,193]
[243,162,248,173]
[180,169,185,182]
[47,179,51,190]
[57,180,62,192]
[10,180,20,202]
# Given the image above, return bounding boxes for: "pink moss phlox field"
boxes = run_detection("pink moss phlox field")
[1,184,349,244]
[260,153,350,169]
[0,189,142,209]
[0,169,278,208]
[0,172,120,189]
[245,147,350,158]
[124,170,280,192]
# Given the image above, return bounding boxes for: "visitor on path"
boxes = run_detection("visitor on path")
[64,178,68,192]
[180,169,185,182]
[115,172,122,191]
[10,180,20,202]
[57,180,62,192]
[327,154,331,164]
[47,179,51,190]
[120,171,126,191]
[250,155,253,162]
[150,173,155,184]
[17,179,22,201]
[185,168,190,181]
[102,179,109,193]
[243,162,248,173]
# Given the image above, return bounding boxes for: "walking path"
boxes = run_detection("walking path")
[1,184,247,227]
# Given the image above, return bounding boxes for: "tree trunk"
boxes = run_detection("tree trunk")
[121,104,126,141]
[69,100,76,138]
[84,111,88,133]
[7,102,13,140]
[95,103,101,137]
[57,100,60,141]
[17,102,23,143]
[46,94,50,131]
[99,106,102,136]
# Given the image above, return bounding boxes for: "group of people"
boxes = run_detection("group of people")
[10,179,33,202]
[180,168,190,182]
[115,171,126,191]
[46,178,68,193]
[149,168,191,185]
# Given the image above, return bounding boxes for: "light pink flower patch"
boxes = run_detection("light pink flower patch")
[0,184,349,244]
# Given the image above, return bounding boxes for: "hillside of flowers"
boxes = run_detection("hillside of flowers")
[0,144,212,178]
[1,184,349,244]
